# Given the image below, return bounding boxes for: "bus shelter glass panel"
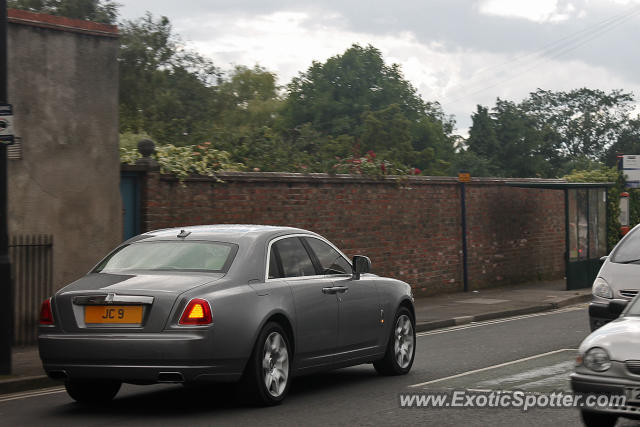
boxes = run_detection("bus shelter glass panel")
[566,187,607,290]
[589,188,607,259]
[577,189,588,260]
[597,189,607,256]
[568,190,578,261]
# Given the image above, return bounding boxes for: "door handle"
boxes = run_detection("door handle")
[322,286,349,294]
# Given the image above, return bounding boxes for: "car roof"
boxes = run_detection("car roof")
[136,224,315,245]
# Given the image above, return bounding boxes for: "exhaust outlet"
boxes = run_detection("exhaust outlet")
[157,372,184,383]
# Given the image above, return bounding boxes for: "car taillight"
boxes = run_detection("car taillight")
[40,298,54,325]
[179,298,212,325]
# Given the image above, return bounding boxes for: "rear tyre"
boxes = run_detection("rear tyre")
[374,306,415,376]
[238,322,292,406]
[580,410,618,427]
[64,380,121,404]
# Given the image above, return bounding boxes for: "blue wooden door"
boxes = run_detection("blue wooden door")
[120,172,141,240]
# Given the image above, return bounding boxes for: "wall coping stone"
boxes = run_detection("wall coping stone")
[139,170,569,186]
[8,8,118,38]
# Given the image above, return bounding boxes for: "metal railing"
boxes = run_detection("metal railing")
[9,235,53,345]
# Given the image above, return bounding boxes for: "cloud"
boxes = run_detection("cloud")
[477,0,576,23]
[118,0,640,134]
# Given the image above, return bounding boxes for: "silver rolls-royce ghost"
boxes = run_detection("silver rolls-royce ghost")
[39,225,416,405]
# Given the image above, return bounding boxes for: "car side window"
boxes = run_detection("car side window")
[304,237,352,275]
[268,248,283,279]
[273,237,317,278]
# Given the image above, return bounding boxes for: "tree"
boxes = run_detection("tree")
[8,0,118,24]
[118,13,221,144]
[521,88,634,160]
[604,117,640,166]
[361,104,413,164]
[217,65,282,130]
[464,101,560,178]
[467,105,498,160]
[282,44,456,174]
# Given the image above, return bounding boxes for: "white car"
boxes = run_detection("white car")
[572,296,639,426]
[590,223,640,331]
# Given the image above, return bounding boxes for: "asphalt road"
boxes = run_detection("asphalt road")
[1,304,638,427]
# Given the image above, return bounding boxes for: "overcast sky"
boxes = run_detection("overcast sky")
[117,0,640,135]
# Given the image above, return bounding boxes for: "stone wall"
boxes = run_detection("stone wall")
[7,9,121,290]
[135,171,566,295]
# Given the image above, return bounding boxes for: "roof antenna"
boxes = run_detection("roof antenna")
[177,229,191,239]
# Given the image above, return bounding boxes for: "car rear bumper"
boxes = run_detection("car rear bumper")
[589,301,618,331]
[39,331,245,384]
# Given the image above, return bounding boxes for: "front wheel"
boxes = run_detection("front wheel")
[374,306,415,375]
[238,322,292,406]
[65,380,121,404]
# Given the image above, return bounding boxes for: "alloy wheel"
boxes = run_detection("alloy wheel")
[262,331,289,397]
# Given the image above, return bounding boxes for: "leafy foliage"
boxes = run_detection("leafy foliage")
[332,151,421,177]
[281,44,457,175]
[467,88,638,178]
[120,142,245,181]
[8,0,118,23]
[118,14,221,144]
[522,88,634,160]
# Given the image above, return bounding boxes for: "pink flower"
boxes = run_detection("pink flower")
[367,150,376,159]
[413,168,421,175]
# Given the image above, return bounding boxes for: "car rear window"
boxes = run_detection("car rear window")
[611,227,640,264]
[94,241,237,273]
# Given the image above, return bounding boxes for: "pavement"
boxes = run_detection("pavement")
[0,279,591,396]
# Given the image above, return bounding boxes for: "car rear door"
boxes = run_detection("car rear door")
[270,236,339,369]
[302,237,383,360]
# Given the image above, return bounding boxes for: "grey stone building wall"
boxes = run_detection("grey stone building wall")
[7,10,121,290]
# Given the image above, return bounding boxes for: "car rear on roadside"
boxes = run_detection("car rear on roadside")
[38,237,243,393]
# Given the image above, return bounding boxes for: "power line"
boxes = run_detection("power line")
[441,4,640,105]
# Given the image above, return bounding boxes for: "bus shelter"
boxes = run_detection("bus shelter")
[507,182,614,290]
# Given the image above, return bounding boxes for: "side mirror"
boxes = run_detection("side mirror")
[352,255,371,280]
[609,299,628,317]
[600,256,608,263]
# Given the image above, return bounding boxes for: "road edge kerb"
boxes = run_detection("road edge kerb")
[415,294,591,333]
[0,375,59,395]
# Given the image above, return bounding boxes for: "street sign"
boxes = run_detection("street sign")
[0,104,14,145]
[621,155,640,188]
[458,171,471,183]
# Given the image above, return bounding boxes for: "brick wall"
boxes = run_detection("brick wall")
[137,171,566,296]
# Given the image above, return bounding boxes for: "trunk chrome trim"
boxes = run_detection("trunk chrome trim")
[72,294,155,306]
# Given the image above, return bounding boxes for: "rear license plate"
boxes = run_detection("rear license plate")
[85,305,143,324]
[626,387,640,404]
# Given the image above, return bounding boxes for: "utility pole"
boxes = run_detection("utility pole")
[458,171,471,292]
[0,0,13,375]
